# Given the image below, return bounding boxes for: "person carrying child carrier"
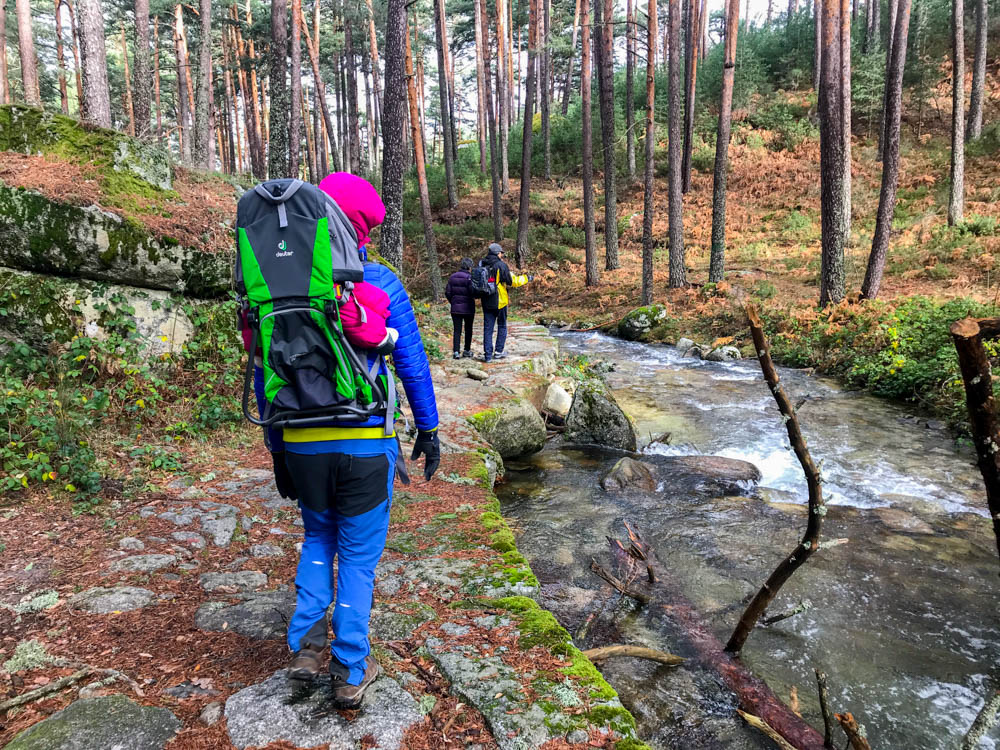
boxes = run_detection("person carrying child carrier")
[236,172,440,708]
[445,258,476,359]
[476,243,529,362]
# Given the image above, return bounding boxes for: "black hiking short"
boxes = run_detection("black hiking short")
[284,451,392,517]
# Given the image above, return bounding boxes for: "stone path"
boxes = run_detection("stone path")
[1,323,646,749]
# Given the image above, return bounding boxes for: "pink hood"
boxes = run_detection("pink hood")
[318,173,386,248]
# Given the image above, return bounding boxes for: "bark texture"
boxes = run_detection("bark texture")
[948,0,964,225]
[667,0,686,287]
[15,0,39,105]
[268,0,290,178]
[818,0,845,306]
[434,0,457,207]
[478,0,503,242]
[516,0,539,268]
[966,0,987,139]
[289,0,303,175]
[681,0,700,193]
[861,0,911,300]
[625,0,636,181]
[133,0,152,136]
[345,18,362,173]
[380,0,407,269]
[77,0,111,126]
[194,0,213,169]
[596,0,619,270]
[582,0,598,286]
[709,0,740,283]
[640,0,657,304]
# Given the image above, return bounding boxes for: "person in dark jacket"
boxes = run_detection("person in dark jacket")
[445,258,476,359]
[479,243,529,362]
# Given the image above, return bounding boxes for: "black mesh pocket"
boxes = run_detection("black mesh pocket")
[268,310,350,412]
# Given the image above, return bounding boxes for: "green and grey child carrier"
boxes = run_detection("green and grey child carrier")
[236,178,393,430]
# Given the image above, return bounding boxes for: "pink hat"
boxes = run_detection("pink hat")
[318,172,386,248]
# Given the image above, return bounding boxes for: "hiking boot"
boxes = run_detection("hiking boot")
[483,355,493,363]
[288,646,324,680]
[453,351,461,359]
[462,350,474,358]
[330,655,380,709]
[494,351,508,359]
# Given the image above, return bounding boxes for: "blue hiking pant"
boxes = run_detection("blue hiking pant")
[483,306,508,357]
[284,440,396,685]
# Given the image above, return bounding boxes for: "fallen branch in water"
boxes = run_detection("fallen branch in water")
[960,678,1000,750]
[763,600,812,626]
[814,669,836,749]
[726,303,827,655]
[835,712,872,750]
[738,710,797,750]
[592,523,827,750]
[583,644,685,667]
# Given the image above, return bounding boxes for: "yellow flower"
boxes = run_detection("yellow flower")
[136,398,146,408]
[64,483,76,492]
[74,355,86,362]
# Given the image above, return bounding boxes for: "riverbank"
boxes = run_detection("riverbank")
[0,325,646,749]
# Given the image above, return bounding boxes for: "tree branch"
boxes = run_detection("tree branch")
[583,644,685,666]
[815,669,836,749]
[835,712,872,750]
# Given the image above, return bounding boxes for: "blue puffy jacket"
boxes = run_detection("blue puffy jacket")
[255,261,439,454]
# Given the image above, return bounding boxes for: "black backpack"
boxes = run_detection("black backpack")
[469,263,497,298]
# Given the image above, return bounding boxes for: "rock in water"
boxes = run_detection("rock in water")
[601,457,657,492]
[704,345,742,362]
[542,383,572,418]
[6,695,180,750]
[645,455,761,496]
[565,380,638,452]
[468,399,547,459]
[675,337,696,352]
[618,304,669,341]
[225,670,422,750]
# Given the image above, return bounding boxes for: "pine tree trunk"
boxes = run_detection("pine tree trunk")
[541,0,552,180]
[478,0,504,242]
[966,0,986,140]
[497,0,510,194]
[65,0,84,112]
[947,0,964,225]
[597,0,619,270]
[840,0,851,247]
[194,0,213,168]
[364,0,383,135]
[233,6,264,177]
[709,0,739,283]
[302,85,315,181]
[681,0,699,193]
[335,50,347,170]
[813,0,822,90]
[861,0,911,299]
[55,0,69,114]
[133,0,152,136]
[345,17,362,173]
[15,0,39,105]
[474,0,489,174]
[625,0,636,182]
[289,0,303,176]
[788,0,798,22]
[434,0,458,207]
[863,0,875,52]
[875,0,895,157]
[562,0,581,115]
[380,0,407,270]
[582,0,599,286]
[268,0,290,178]
[154,18,163,140]
[77,0,111,125]
[175,4,192,162]
[819,0,845,306]
[221,32,238,170]
[640,0,657,304]
[405,19,444,299]
[121,27,136,135]
[667,0,685,287]
[299,2,342,171]
[516,0,538,267]
[363,47,376,170]
[0,1,8,105]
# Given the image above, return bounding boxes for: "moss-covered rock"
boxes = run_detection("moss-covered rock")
[468,398,546,459]
[618,304,669,341]
[0,185,230,296]
[565,380,638,452]
[0,104,172,191]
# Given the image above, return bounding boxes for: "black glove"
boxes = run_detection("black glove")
[271,451,297,500]
[411,430,441,481]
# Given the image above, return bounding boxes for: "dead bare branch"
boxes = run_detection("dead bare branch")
[960,679,1000,750]
[583,644,685,667]
[726,303,827,654]
[814,669,836,749]
[590,560,650,603]
[738,710,797,750]
[835,712,872,750]
[762,600,812,626]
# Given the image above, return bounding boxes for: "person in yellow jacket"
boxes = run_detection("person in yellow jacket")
[479,243,530,362]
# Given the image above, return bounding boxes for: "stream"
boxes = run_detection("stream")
[498,332,1000,749]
